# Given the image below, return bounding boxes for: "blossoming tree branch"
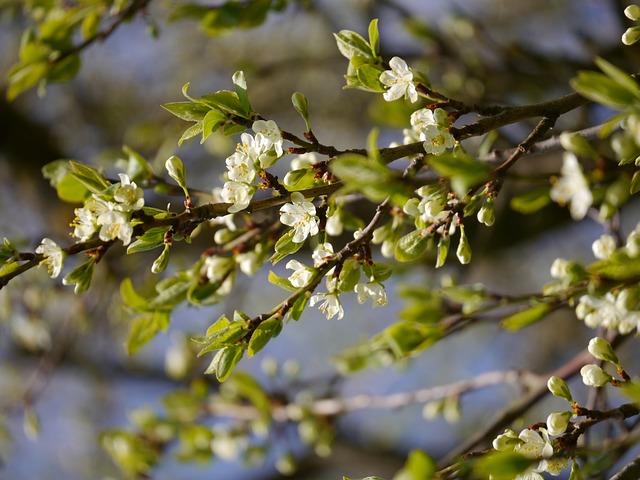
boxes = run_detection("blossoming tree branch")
[3,1,640,479]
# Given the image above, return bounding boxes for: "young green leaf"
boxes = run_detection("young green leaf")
[248,316,283,357]
[291,92,311,130]
[395,229,430,262]
[501,302,551,332]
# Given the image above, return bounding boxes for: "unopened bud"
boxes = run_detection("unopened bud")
[588,337,620,367]
[580,364,612,388]
[547,376,573,402]
[546,411,571,436]
[456,225,472,265]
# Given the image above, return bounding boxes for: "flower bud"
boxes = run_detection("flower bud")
[592,234,616,260]
[550,258,570,279]
[456,225,472,265]
[547,376,573,402]
[165,156,188,193]
[626,230,640,257]
[546,411,571,436]
[587,337,620,367]
[436,235,450,268]
[492,429,520,451]
[559,132,597,157]
[477,197,495,226]
[151,244,171,274]
[625,5,640,21]
[580,364,612,388]
[623,26,640,46]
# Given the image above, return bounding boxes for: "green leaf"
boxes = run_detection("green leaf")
[121,278,150,312]
[501,302,552,332]
[394,449,437,480]
[331,153,410,205]
[427,153,492,196]
[62,258,95,294]
[127,227,170,254]
[195,322,248,356]
[122,145,155,182]
[270,231,304,264]
[474,451,536,480]
[248,316,282,357]
[395,229,430,262]
[201,109,227,142]
[368,19,380,57]
[291,92,311,131]
[594,57,640,99]
[268,270,297,292]
[337,259,361,293]
[510,187,551,214]
[357,64,385,92]
[179,122,204,145]
[228,372,272,419]
[206,345,244,381]
[68,161,110,193]
[148,278,190,309]
[162,102,211,121]
[334,30,374,60]
[199,90,247,117]
[232,71,251,115]
[384,322,443,358]
[57,173,91,203]
[289,295,308,321]
[587,251,640,280]
[283,168,317,191]
[631,170,640,195]
[363,262,393,282]
[6,61,50,101]
[571,71,639,110]
[127,311,171,355]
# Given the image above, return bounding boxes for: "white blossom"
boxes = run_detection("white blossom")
[285,259,314,287]
[71,206,98,242]
[421,124,456,155]
[515,428,553,460]
[226,151,257,184]
[252,119,284,157]
[97,210,134,245]
[550,152,593,220]
[237,132,267,162]
[279,192,319,243]
[310,292,344,320]
[113,173,144,212]
[222,181,254,213]
[354,282,388,307]
[35,238,65,278]
[592,234,617,260]
[379,56,418,103]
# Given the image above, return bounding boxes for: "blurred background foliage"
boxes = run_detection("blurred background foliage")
[0,0,639,478]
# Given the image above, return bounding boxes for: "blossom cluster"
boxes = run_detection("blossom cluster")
[221,120,284,213]
[71,173,145,246]
[551,228,640,334]
[492,427,567,479]
[404,108,456,155]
